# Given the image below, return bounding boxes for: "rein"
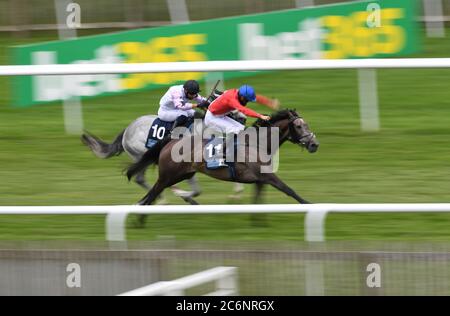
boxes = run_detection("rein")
[287,117,314,146]
[254,110,313,147]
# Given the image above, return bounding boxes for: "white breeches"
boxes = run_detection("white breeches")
[157,107,195,122]
[204,110,245,134]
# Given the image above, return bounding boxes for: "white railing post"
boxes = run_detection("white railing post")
[304,207,329,242]
[166,0,190,24]
[423,0,446,38]
[358,68,380,132]
[304,206,328,296]
[105,210,129,242]
[295,0,314,9]
[304,259,325,296]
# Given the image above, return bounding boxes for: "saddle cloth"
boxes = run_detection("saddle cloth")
[204,136,238,180]
[145,118,173,149]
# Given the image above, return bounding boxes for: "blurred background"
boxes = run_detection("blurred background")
[0,0,449,295]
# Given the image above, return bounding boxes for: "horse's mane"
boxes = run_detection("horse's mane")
[253,109,298,127]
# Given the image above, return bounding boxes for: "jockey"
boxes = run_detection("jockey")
[158,79,207,130]
[204,84,277,134]
[203,84,279,168]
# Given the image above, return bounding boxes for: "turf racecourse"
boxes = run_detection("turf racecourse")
[0,30,449,241]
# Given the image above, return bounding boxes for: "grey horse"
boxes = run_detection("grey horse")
[81,114,244,203]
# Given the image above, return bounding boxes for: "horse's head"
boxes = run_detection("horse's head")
[254,109,319,153]
[285,110,319,153]
[259,109,319,153]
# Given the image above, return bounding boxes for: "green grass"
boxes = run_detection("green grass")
[0,30,449,241]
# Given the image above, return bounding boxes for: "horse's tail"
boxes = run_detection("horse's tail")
[126,137,170,180]
[81,130,125,159]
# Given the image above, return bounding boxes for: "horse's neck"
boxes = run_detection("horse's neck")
[257,119,290,153]
[273,119,290,142]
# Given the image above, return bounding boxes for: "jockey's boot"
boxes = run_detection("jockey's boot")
[165,115,193,141]
[171,115,189,133]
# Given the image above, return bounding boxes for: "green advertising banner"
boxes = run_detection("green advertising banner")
[11,0,419,107]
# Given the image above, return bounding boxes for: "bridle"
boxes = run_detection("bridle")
[255,110,315,147]
[287,114,315,146]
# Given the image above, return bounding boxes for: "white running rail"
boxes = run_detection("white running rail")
[118,266,238,296]
[0,58,449,76]
[1,204,450,242]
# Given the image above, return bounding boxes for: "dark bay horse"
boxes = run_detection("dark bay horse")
[127,109,319,209]
[81,114,245,204]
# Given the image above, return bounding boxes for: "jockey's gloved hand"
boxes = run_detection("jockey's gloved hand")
[197,100,210,110]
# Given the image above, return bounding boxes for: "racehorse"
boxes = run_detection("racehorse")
[81,114,245,204]
[127,109,319,210]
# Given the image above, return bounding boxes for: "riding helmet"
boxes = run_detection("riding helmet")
[183,80,200,95]
[238,85,257,102]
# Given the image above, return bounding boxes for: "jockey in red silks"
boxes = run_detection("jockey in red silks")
[204,85,278,134]
[203,85,279,168]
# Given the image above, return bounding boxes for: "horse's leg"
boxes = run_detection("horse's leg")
[138,179,168,205]
[250,182,268,227]
[134,170,150,190]
[140,172,199,205]
[169,175,201,202]
[228,183,244,200]
[181,195,199,205]
[134,178,170,227]
[177,175,200,205]
[264,174,311,204]
[176,173,200,205]
[187,176,201,197]
[134,169,168,205]
[253,182,265,204]
[235,183,244,194]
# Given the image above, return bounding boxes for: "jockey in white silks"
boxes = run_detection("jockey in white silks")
[157,80,207,130]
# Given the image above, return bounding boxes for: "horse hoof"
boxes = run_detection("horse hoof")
[192,191,201,198]
[183,197,199,205]
[132,215,147,228]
